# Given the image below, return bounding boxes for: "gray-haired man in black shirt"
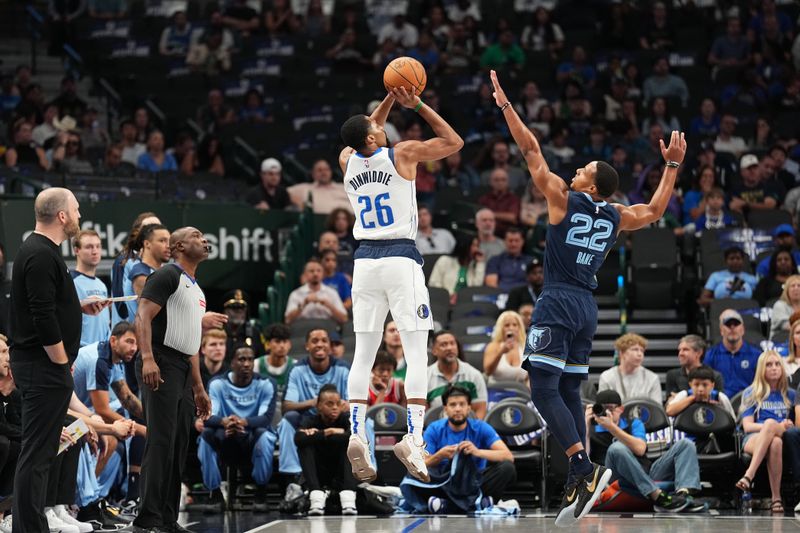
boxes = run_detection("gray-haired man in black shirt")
[129,227,213,532]
[9,187,109,533]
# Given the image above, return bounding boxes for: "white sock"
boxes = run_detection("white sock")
[349,402,367,439]
[407,403,425,445]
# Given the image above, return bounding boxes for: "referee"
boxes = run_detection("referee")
[9,188,108,532]
[130,227,213,532]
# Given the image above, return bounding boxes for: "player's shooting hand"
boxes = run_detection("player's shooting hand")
[142,357,163,391]
[390,87,421,108]
[660,130,687,164]
[489,70,509,108]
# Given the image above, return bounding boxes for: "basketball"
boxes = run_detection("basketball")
[383,57,427,96]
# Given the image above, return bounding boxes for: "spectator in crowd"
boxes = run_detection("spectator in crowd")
[245,157,291,210]
[689,98,720,139]
[199,329,229,389]
[277,329,350,488]
[16,83,45,125]
[187,29,233,76]
[137,130,177,172]
[0,334,19,505]
[88,0,127,19]
[378,14,418,48]
[748,0,794,42]
[427,331,487,419]
[50,76,87,121]
[586,390,699,513]
[769,144,800,187]
[730,153,783,213]
[321,249,352,310]
[683,165,718,224]
[756,248,797,305]
[484,228,531,291]
[4,119,48,170]
[285,259,348,325]
[198,343,277,512]
[736,350,795,514]
[197,89,237,132]
[423,5,450,47]
[119,119,145,166]
[382,320,406,379]
[479,29,525,72]
[556,45,595,89]
[52,129,95,175]
[441,21,477,72]
[479,170,521,236]
[317,231,354,279]
[187,134,225,176]
[582,125,612,161]
[639,1,674,51]
[505,258,543,312]
[749,118,776,152]
[691,188,737,235]
[598,333,662,403]
[296,384,358,516]
[32,103,59,148]
[264,0,300,35]
[665,335,725,401]
[288,159,352,215]
[519,180,548,231]
[769,275,800,340]
[300,0,331,38]
[96,142,133,177]
[483,311,528,385]
[416,205,456,255]
[325,208,358,256]
[641,97,680,136]
[223,0,260,38]
[429,235,486,303]
[543,128,576,170]
[254,324,296,419]
[713,114,748,157]
[159,10,193,56]
[697,246,758,306]
[785,319,800,385]
[133,107,152,145]
[708,16,751,69]
[480,140,527,192]
[475,208,505,260]
[520,7,563,58]
[239,89,271,124]
[0,74,20,121]
[325,28,372,71]
[71,229,111,347]
[756,225,800,277]
[79,107,110,153]
[408,32,441,72]
[704,309,762,398]
[368,350,406,406]
[666,365,735,420]
[514,81,548,124]
[401,385,515,514]
[642,56,689,107]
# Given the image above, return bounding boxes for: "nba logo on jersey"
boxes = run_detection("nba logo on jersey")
[364,159,369,167]
[527,326,552,352]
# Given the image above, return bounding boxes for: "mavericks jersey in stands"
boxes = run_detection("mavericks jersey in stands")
[344,147,417,241]
[544,192,620,290]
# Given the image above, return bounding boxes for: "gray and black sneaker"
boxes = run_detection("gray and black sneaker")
[653,491,689,513]
[571,464,613,523]
[553,482,580,527]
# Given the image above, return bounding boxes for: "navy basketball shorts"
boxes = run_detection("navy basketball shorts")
[523,283,597,379]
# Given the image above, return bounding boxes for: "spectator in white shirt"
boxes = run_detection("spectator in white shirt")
[285,259,348,325]
[598,333,662,403]
[416,206,456,255]
[446,0,481,22]
[377,14,418,48]
[288,159,353,215]
[32,103,59,147]
[714,113,748,157]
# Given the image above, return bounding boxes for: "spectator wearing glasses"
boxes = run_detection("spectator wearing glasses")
[415,206,456,255]
[703,309,762,398]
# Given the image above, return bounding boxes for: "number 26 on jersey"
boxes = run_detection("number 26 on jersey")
[358,193,394,228]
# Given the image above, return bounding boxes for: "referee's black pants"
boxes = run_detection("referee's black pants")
[134,352,194,528]
[10,357,73,533]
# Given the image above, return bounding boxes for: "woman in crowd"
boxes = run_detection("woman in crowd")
[428,234,486,304]
[785,318,800,386]
[325,208,358,255]
[482,311,528,385]
[137,130,177,172]
[682,164,718,225]
[769,274,800,340]
[736,351,795,515]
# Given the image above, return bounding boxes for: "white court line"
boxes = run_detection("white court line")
[244,519,284,533]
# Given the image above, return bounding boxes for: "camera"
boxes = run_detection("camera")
[590,403,606,425]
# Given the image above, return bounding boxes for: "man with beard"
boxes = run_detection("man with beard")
[427,331,487,419]
[399,385,514,514]
[72,229,111,347]
[129,227,213,532]
[198,344,277,512]
[128,224,171,299]
[9,188,110,532]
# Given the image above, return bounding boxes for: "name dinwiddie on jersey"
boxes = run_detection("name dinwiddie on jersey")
[349,169,393,190]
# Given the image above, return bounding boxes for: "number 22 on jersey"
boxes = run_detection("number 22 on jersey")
[565,212,614,265]
[358,192,395,229]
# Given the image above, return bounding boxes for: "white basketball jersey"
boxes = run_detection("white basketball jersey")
[344,147,418,241]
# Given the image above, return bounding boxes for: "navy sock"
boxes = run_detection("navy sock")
[127,472,140,501]
[568,450,593,480]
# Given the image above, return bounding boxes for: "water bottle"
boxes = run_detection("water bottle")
[741,490,753,515]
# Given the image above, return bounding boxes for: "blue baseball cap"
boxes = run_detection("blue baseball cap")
[772,224,795,237]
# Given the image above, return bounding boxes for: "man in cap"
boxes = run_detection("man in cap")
[288,159,353,215]
[755,224,800,277]
[245,157,291,210]
[703,309,762,398]
[697,246,758,306]
[505,258,543,312]
[222,289,265,357]
[729,153,784,213]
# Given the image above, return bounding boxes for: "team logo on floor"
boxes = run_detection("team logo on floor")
[417,304,430,319]
[527,326,551,352]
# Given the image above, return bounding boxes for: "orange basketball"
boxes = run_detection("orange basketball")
[383,57,427,96]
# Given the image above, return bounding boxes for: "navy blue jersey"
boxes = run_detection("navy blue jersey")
[544,192,620,290]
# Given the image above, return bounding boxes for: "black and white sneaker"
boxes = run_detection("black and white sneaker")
[77,500,126,531]
[554,482,580,527]
[653,492,689,513]
[571,464,612,523]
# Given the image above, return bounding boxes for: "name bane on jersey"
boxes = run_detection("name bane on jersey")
[350,170,393,191]
[576,251,594,266]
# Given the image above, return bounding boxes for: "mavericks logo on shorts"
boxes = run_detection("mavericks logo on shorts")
[527,326,552,352]
[417,304,430,319]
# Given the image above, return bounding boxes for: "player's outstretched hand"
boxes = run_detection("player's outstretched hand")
[390,87,421,109]
[489,70,508,108]
[660,130,687,164]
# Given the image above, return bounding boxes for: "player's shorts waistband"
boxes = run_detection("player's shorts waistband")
[542,282,593,294]
[354,239,423,265]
